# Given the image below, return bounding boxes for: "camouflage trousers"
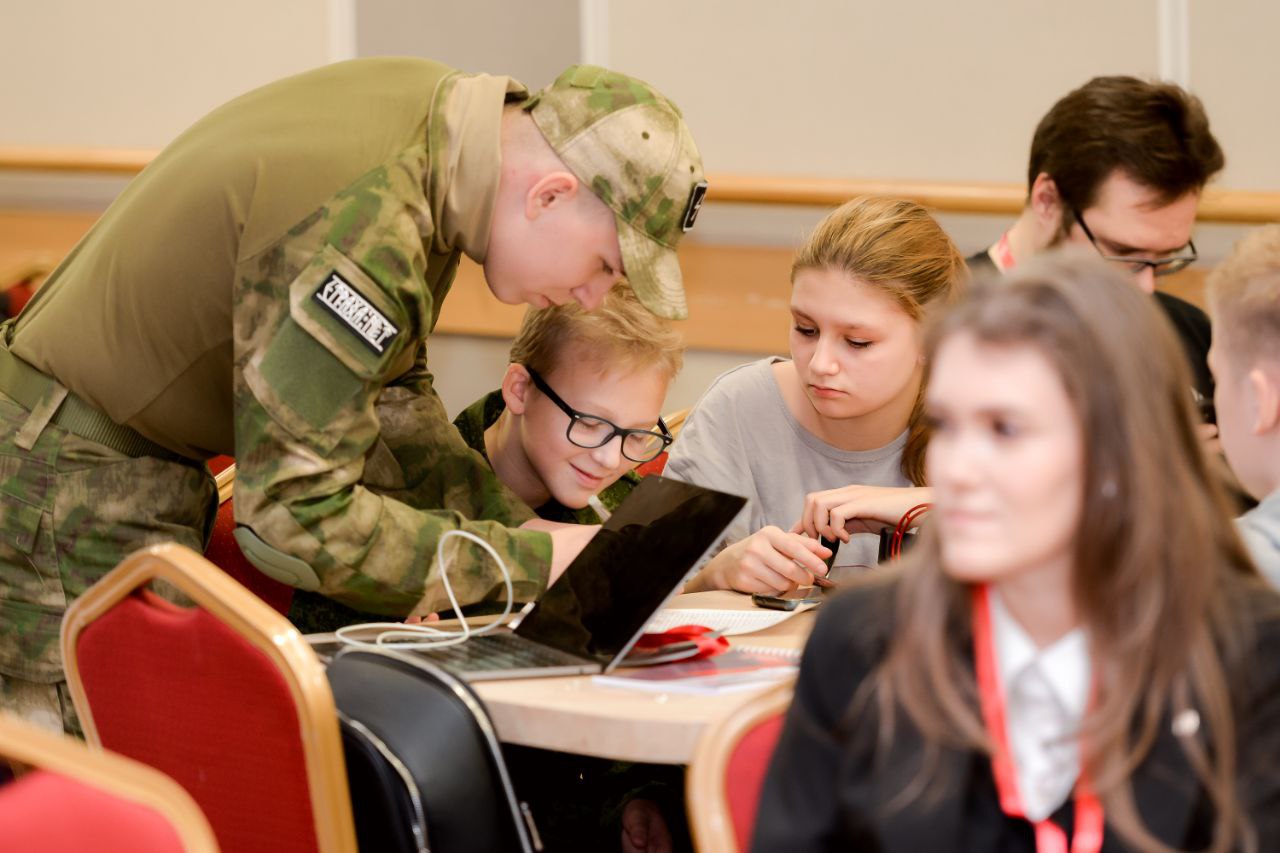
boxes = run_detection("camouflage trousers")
[0,396,216,734]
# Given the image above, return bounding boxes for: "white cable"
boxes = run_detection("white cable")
[334,529,516,650]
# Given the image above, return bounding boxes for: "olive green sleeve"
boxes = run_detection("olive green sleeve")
[235,332,552,617]
[230,161,551,617]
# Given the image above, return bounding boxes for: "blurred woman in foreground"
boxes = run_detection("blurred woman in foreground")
[754,250,1280,852]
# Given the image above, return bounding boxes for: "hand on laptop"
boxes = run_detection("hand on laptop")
[793,485,934,541]
[520,518,601,587]
[686,526,830,595]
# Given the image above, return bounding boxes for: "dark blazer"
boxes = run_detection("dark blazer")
[752,575,1280,852]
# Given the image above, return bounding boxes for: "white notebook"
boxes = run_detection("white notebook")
[592,645,800,695]
[642,606,813,637]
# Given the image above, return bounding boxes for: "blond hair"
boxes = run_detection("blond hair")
[791,197,967,485]
[1208,224,1280,365]
[508,286,684,379]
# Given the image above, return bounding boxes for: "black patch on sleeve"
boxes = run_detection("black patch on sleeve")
[311,271,401,354]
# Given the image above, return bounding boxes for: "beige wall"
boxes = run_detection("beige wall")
[0,1,331,148]
[0,0,332,209]
[1191,0,1280,188]
[608,0,1159,183]
[354,0,579,90]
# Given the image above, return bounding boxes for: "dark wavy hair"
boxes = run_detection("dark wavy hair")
[1029,76,1224,210]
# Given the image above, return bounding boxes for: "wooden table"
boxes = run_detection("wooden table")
[471,590,813,765]
[309,590,815,764]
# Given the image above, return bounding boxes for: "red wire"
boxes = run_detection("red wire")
[898,504,929,544]
[891,503,931,558]
[895,505,929,554]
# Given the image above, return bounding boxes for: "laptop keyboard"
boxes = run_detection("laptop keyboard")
[418,633,587,671]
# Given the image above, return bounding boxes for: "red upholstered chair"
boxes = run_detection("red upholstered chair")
[634,452,670,477]
[207,455,236,478]
[686,684,793,853]
[0,711,218,852]
[61,543,356,853]
[204,460,294,615]
[0,259,48,320]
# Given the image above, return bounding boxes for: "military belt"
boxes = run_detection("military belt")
[0,343,188,462]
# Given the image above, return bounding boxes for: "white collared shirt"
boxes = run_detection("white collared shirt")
[989,588,1091,822]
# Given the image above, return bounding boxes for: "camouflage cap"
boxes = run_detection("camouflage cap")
[526,65,706,320]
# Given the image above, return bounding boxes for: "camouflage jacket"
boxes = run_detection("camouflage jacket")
[227,62,553,618]
[3,61,554,640]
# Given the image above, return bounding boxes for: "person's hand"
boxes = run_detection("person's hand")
[519,518,601,586]
[621,797,673,853]
[404,613,440,625]
[793,485,933,542]
[687,526,830,594]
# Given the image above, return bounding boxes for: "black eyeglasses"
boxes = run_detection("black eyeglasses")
[525,366,673,463]
[1073,210,1198,277]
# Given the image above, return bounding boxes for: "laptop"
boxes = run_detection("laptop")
[401,475,746,682]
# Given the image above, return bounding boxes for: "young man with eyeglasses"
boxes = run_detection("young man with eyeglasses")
[287,291,688,851]
[967,75,1223,402]
[459,287,690,853]
[286,286,682,640]
[454,287,682,524]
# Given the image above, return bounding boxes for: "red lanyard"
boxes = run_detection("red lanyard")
[991,232,1016,272]
[972,585,1104,853]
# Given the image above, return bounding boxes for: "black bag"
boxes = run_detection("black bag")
[327,647,542,853]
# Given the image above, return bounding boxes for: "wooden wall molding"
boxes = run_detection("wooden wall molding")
[1,146,1240,352]
[4,145,1279,222]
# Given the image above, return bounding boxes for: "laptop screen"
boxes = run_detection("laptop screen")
[513,476,746,666]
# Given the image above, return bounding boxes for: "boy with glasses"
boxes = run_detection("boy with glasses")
[454,287,682,524]
[458,287,689,853]
[967,75,1223,403]
[288,286,682,636]
[290,290,687,852]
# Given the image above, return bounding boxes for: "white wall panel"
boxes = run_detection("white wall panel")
[0,0,330,148]
[1190,0,1280,188]
[608,1,1159,183]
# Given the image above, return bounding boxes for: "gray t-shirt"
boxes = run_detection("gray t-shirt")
[665,357,910,574]
[1239,490,1280,590]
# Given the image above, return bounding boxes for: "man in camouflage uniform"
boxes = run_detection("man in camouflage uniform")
[0,58,707,731]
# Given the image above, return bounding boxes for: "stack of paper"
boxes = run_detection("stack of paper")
[642,606,812,637]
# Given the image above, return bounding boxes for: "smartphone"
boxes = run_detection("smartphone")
[812,535,840,587]
[752,586,825,611]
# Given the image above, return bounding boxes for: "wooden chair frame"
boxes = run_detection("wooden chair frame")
[686,683,794,853]
[213,462,235,505]
[0,711,218,852]
[663,407,691,440]
[60,542,357,853]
